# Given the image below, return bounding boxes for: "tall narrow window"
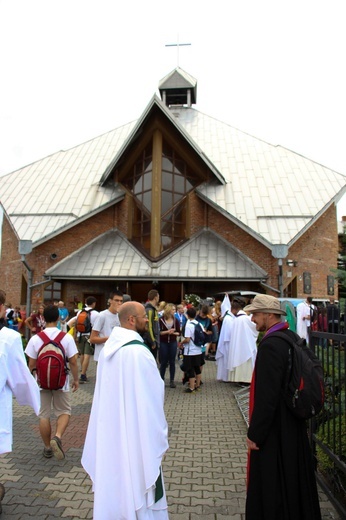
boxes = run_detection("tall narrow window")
[123,145,152,252]
[161,141,196,252]
[122,137,201,257]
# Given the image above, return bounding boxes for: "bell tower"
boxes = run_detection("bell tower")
[158,67,197,108]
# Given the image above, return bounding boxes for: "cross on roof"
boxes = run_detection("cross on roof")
[165,38,191,66]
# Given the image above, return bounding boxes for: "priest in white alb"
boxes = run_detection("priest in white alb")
[226,299,258,383]
[82,301,169,520]
[215,294,235,382]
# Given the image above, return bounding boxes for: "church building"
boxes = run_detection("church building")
[1,67,345,312]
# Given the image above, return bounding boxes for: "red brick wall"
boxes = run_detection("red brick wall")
[0,214,26,307]
[283,204,338,298]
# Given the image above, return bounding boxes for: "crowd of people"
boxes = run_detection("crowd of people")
[1,287,338,518]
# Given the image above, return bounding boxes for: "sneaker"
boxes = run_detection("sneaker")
[43,447,53,458]
[0,483,5,515]
[50,436,65,460]
[184,387,195,393]
[79,374,89,384]
[195,386,201,391]
[170,381,176,388]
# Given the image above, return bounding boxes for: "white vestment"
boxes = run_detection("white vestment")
[220,294,231,318]
[227,311,258,383]
[215,311,235,381]
[82,327,169,520]
[296,301,311,340]
[0,327,40,454]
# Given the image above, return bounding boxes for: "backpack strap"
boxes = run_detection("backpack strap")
[268,330,306,348]
[54,330,66,343]
[37,330,67,361]
[38,330,66,344]
[37,331,50,343]
[37,330,66,343]
[266,331,304,391]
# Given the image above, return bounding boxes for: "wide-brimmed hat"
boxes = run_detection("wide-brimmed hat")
[243,294,286,315]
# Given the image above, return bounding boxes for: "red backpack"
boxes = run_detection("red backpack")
[34,331,69,390]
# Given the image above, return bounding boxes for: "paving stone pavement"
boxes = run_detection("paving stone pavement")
[0,357,341,519]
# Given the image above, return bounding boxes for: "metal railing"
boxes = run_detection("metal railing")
[310,305,346,518]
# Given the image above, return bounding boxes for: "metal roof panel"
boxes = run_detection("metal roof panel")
[45,229,267,281]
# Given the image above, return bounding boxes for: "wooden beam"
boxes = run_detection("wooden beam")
[150,129,162,257]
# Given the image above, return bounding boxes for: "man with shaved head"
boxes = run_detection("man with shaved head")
[82,301,169,519]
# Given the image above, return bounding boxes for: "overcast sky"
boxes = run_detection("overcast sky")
[1,0,345,214]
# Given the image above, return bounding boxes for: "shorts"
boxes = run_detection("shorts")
[78,335,94,356]
[39,389,71,419]
[184,354,202,379]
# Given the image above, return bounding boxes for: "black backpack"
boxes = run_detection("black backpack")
[192,322,206,347]
[270,331,324,420]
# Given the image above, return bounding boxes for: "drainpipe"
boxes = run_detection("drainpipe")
[271,245,288,299]
[21,258,51,340]
[21,254,33,341]
[278,258,283,298]
[18,240,35,340]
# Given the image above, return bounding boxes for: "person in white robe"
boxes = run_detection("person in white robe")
[215,296,235,382]
[227,308,258,383]
[82,301,169,520]
[0,290,40,512]
[296,297,313,342]
[220,293,231,318]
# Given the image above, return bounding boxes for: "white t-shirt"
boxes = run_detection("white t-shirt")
[184,319,202,356]
[25,327,78,391]
[92,309,120,361]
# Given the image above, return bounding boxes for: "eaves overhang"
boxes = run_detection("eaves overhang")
[29,189,125,247]
[0,202,20,240]
[287,186,346,247]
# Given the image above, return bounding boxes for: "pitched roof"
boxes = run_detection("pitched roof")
[0,124,132,244]
[172,107,346,246]
[45,229,267,281]
[1,98,345,247]
[158,67,197,90]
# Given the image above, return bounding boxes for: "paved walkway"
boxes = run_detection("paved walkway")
[0,358,341,519]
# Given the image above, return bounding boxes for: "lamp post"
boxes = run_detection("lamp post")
[272,245,288,298]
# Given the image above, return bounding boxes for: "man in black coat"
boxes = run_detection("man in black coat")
[243,294,321,520]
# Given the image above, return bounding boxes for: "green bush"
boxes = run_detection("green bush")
[316,412,346,501]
